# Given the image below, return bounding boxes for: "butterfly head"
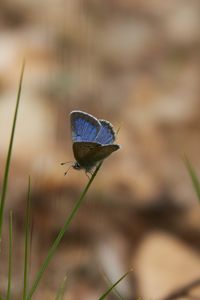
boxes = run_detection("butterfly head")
[61,161,82,175]
[72,161,82,170]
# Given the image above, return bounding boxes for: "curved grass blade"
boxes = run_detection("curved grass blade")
[55,275,67,300]
[22,176,31,300]
[0,61,25,241]
[98,271,131,300]
[6,211,13,300]
[26,162,102,300]
[184,155,200,202]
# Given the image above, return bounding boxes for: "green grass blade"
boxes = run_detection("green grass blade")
[184,155,200,202]
[22,176,31,300]
[102,272,125,300]
[26,162,102,300]
[6,211,13,300]
[55,275,67,300]
[0,61,25,240]
[98,271,130,300]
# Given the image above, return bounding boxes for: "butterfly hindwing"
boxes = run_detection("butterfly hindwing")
[89,144,120,162]
[95,120,116,144]
[70,111,101,142]
[73,142,120,170]
[73,142,101,169]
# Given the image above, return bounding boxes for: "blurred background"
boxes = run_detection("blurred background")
[0,0,200,299]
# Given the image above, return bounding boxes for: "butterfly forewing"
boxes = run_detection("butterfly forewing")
[70,111,101,142]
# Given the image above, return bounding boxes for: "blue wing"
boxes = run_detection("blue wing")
[70,111,101,142]
[95,120,116,144]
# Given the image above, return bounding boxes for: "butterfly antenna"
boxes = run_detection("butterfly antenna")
[116,122,122,135]
[64,165,73,176]
[61,161,73,166]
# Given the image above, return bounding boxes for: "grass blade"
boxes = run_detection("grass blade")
[6,211,13,300]
[184,155,200,202]
[55,275,67,300]
[101,271,125,300]
[26,162,102,300]
[22,176,31,300]
[98,271,130,300]
[0,61,25,240]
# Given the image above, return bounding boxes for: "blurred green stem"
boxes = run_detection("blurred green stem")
[22,177,31,300]
[0,61,25,241]
[184,155,200,202]
[55,275,67,300]
[6,211,13,300]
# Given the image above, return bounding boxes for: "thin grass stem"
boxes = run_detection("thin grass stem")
[22,176,31,300]
[101,271,125,300]
[0,61,25,241]
[55,275,67,300]
[6,211,13,300]
[26,162,102,300]
[184,155,200,202]
[98,271,130,300]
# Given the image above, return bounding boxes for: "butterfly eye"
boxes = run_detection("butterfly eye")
[72,162,81,170]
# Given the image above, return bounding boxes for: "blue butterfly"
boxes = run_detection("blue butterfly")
[67,110,120,174]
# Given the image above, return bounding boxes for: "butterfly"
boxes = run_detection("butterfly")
[63,110,120,175]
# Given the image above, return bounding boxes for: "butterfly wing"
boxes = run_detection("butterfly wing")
[95,120,116,144]
[73,142,120,170]
[89,144,120,162]
[70,111,101,142]
[70,111,120,171]
[73,141,102,169]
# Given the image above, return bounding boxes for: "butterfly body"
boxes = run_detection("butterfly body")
[70,111,120,173]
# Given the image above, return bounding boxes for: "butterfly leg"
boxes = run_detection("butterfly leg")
[85,171,91,179]
[85,169,94,179]
[85,172,90,179]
